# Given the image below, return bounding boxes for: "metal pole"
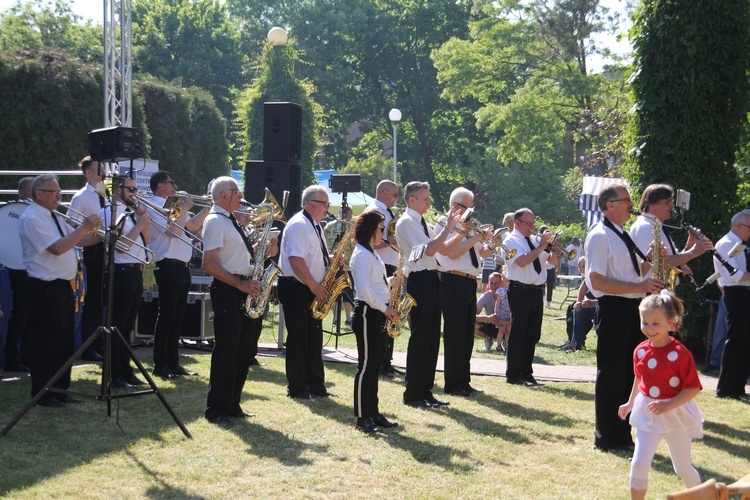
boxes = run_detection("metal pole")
[392,123,398,182]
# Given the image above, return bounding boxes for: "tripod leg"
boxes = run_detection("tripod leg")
[110,327,193,439]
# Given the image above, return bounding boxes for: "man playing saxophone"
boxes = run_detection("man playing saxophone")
[278,185,338,400]
[202,176,262,428]
[349,210,398,433]
[630,184,713,287]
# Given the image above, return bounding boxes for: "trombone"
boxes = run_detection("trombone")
[134,195,204,254]
[60,206,154,264]
[172,191,213,208]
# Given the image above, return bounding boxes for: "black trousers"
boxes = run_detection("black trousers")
[81,243,105,350]
[28,278,74,397]
[506,281,544,382]
[6,268,31,368]
[440,272,477,392]
[110,265,143,379]
[381,263,397,370]
[205,279,259,420]
[403,270,441,402]
[594,295,642,449]
[545,268,556,303]
[277,277,326,396]
[153,259,191,370]
[352,301,386,418]
[717,287,750,397]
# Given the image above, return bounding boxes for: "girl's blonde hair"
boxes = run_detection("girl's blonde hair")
[638,290,684,330]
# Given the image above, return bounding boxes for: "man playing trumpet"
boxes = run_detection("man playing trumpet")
[503,208,558,386]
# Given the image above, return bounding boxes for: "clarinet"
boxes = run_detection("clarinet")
[670,209,738,276]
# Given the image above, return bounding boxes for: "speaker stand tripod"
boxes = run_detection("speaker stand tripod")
[2,175,191,438]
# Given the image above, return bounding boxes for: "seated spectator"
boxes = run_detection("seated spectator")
[558,258,597,352]
[475,272,511,353]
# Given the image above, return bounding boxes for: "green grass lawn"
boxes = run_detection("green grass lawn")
[1,286,746,499]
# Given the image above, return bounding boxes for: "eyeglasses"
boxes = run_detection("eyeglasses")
[739,223,750,230]
[455,202,474,210]
[518,219,535,227]
[38,189,62,195]
[378,225,385,231]
[609,197,632,204]
[125,186,138,193]
[162,180,177,186]
[222,188,239,194]
[310,199,331,208]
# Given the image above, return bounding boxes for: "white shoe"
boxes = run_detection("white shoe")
[483,337,493,351]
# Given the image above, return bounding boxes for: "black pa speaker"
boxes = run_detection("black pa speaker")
[263,102,302,162]
[244,160,301,218]
[88,126,143,161]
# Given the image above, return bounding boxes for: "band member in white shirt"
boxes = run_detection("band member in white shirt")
[19,174,102,407]
[147,171,210,379]
[395,181,461,409]
[202,176,263,427]
[435,187,492,396]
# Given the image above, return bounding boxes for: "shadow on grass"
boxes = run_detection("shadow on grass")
[700,419,750,456]
[380,429,475,470]
[239,421,329,466]
[126,449,206,500]
[537,384,596,403]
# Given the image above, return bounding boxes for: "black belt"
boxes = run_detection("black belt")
[509,280,544,290]
[115,263,145,271]
[442,270,477,280]
[724,286,750,291]
[233,274,251,281]
[410,269,438,276]
[158,258,189,267]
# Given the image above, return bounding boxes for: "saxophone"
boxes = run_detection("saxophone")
[242,189,287,318]
[310,222,354,320]
[384,248,416,338]
[641,211,680,291]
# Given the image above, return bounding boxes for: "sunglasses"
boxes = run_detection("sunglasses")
[125,186,138,193]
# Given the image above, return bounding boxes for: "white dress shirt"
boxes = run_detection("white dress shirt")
[350,243,390,312]
[504,229,549,286]
[366,199,399,266]
[395,207,439,276]
[202,205,254,276]
[585,220,645,299]
[630,214,676,279]
[19,202,78,281]
[279,210,328,283]
[434,215,482,275]
[147,194,193,262]
[714,230,749,288]
[99,203,149,265]
[70,183,104,220]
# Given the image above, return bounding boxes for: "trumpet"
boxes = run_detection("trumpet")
[134,195,204,254]
[542,230,577,260]
[60,206,154,264]
[435,210,517,259]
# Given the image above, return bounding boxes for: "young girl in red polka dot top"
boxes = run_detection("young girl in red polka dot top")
[618,290,704,500]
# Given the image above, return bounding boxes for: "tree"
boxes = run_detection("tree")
[0,0,102,63]
[626,0,750,345]
[236,41,322,188]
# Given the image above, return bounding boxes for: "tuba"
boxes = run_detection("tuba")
[243,189,288,318]
[384,247,416,338]
[310,220,354,320]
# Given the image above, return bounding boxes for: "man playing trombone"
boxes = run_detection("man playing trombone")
[99,175,152,389]
[19,174,103,407]
[146,171,210,379]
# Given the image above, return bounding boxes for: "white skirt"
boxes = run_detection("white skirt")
[629,392,704,440]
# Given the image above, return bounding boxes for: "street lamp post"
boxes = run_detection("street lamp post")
[388,108,401,182]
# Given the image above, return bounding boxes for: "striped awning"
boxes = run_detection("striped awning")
[577,176,625,228]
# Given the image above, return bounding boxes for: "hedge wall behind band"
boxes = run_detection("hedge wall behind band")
[626,0,750,349]
[0,49,228,196]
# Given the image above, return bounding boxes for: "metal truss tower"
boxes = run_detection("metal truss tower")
[103,0,133,127]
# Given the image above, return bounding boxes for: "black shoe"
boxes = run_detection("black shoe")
[209,416,235,428]
[4,363,29,372]
[152,366,176,379]
[355,417,381,433]
[169,365,197,377]
[36,395,63,408]
[524,376,539,386]
[310,390,337,398]
[380,368,395,379]
[425,395,450,407]
[404,399,433,409]
[507,379,533,387]
[230,409,255,418]
[701,364,719,375]
[445,387,471,397]
[464,385,484,394]
[111,377,136,389]
[372,414,398,428]
[248,358,265,367]
[59,396,84,404]
[716,392,742,400]
[81,349,103,362]
[124,374,145,386]
[289,390,313,400]
[594,443,634,454]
